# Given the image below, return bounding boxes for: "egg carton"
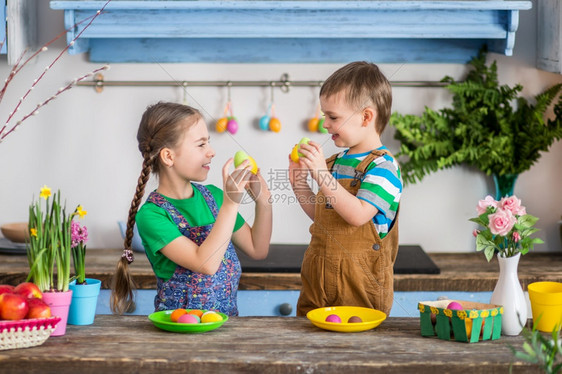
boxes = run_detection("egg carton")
[418,300,503,343]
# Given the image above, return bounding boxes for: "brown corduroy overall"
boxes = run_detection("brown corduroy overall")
[296,149,400,317]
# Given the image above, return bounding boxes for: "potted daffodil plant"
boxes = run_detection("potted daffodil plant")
[27,185,86,335]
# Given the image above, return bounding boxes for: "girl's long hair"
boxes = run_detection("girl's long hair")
[110,102,202,314]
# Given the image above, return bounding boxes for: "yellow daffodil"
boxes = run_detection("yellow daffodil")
[39,185,51,200]
[30,228,37,237]
[76,205,87,218]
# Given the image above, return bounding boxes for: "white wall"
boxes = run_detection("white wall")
[0,1,560,253]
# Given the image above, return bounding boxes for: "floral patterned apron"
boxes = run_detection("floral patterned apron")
[147,183,241,316]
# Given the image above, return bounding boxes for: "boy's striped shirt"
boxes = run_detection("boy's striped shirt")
[331,146,402,238]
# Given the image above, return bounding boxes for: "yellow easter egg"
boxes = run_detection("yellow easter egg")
[290,144,300,163]
[247,156,258,174]
[201,311,223,323]
[308,117,319,132]
[216,117,228,133]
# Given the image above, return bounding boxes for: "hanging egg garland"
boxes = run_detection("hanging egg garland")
[308,102,327,133]
[257,85,282,133]
[217,85,239,135]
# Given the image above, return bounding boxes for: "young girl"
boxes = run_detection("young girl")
[111,102,272,316]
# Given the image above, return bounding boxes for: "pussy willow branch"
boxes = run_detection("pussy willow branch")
[0,65,109,142]
[0,10,103,107]
[0,0,112,141]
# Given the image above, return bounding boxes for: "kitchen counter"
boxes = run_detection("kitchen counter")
[0,248,560,291]
[0,315,540,373]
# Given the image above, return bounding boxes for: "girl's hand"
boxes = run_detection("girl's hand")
[289,152,309,188]
[297,141,327,182]
[246,169,271,205]
[222,158,252,204]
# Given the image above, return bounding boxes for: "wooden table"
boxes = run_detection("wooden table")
[0,315,541,373]
[0,249,560,291]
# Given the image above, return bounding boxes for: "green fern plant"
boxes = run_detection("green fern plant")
[391,49,562,185]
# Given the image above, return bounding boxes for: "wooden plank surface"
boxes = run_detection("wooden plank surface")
[0,315,540,374]
[0,249,560,291]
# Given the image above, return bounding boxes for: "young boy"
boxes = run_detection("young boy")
[289,61,402,316]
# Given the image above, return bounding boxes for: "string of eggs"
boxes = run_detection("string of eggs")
[214,86,327,135]
[215,115,328,134]
[214,98,330,134]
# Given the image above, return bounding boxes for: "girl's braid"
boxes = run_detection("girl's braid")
[110,144,156,314]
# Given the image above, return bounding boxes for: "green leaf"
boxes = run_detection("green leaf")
[518,214,539,227]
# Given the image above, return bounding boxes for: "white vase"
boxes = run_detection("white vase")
[490,252,527,336]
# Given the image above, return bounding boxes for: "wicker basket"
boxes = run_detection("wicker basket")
[0,317,61,351]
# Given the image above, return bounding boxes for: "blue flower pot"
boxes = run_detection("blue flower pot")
[68,278,101,325]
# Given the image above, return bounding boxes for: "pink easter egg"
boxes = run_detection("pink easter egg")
[177,313,200,324]
[447,301,463,310]
[325,314,342,323]
[227,118,238,134]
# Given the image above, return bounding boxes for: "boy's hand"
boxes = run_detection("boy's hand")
[297,141,327,182]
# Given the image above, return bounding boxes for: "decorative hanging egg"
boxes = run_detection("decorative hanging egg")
[269,117,282,133]
[227,117,239,134]
[307,117,319,132]
[318,117,328,134]
[259,115,270,131]
[216,117,228,133]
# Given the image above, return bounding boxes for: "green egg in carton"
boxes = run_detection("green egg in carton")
[418,300,503,343]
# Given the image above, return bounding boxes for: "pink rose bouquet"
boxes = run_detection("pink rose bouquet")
[469,195,543,261]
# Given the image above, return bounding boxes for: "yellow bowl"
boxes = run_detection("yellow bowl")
[306,306,386,332]
[1,222,29,243]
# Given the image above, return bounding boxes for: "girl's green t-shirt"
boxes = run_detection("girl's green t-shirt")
[136,184,245,280]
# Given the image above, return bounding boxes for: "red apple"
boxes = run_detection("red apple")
[0,293,29,320]
[26,298,51,319]
[0,284,15,296]
[14,282,42,299]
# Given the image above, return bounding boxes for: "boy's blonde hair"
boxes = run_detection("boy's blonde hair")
[320,61,392,135]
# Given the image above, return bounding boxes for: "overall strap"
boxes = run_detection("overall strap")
[192,183,219,219]
[350,149,388,187]
[147,191,192,230]
[356,149,388,173]
[147,184,219,229]
[325,153,339,172]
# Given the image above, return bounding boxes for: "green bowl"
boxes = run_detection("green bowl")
[148,310,228,333]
